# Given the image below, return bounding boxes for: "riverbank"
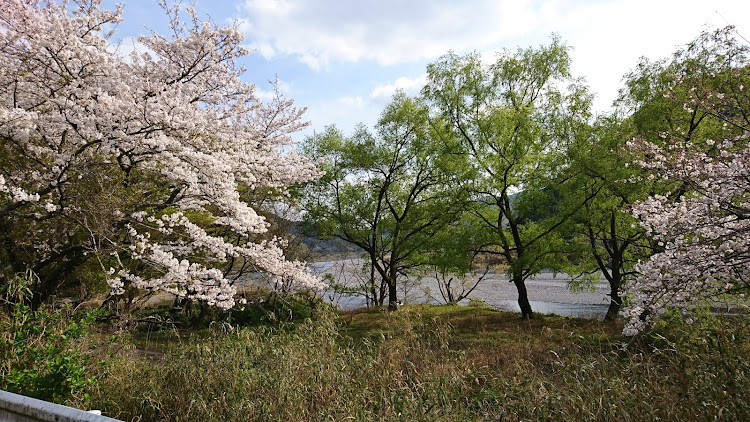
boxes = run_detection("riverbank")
[311,258,612,317]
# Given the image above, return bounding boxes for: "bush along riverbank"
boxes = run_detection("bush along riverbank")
[3,300,749,421]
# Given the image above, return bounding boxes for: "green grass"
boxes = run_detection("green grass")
[5,301,746,421]
[75,304,750,421]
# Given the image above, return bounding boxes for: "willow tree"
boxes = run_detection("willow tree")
[302,93,463,309]
[422,38,596,318]
[560,116,653,322]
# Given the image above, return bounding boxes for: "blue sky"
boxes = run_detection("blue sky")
[102,0,750,139]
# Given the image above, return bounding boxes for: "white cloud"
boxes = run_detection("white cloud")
[339,96,365,108]
[370,75,427,99]
[236,0,750,100]
[236,0,543,70]
[545,0,750,112]
[233,0,750,127]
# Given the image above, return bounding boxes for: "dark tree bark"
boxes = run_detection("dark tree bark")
[513,275,533,319]
[387,280,398,310]
[605,282,622,322]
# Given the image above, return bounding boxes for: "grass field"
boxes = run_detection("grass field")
[70,303,748,421]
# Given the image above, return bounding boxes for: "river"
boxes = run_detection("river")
[309,259,612,319]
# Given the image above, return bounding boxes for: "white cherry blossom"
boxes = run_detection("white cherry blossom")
[0,0,323,308]
[623,28,750,334]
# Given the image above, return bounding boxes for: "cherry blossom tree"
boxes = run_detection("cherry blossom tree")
[623,27,750,334]
[0,0,323,309]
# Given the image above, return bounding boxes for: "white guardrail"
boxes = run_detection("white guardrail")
[0,390,121,422]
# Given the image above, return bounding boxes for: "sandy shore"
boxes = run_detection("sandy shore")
[312,259,613,317]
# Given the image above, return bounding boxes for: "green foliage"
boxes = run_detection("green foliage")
[88,305,750,421]
[136,291,328,330]
[301,93,465,307]
[553,115,655,319]
[0,269,38,307]
[0,303,100,406]
[617,33,734,144]
[550,26,747,320]
[422,37,595,317]
[428,211,488,277]
[225,292,325,326]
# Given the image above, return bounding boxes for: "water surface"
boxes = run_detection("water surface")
[311,259,613,319]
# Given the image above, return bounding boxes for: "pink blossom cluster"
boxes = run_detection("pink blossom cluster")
[623,29,750,334]
[0,0,323,308]
[625,136,750,334]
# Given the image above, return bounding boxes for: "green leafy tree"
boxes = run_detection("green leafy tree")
[427,211,492,305]
[562,27,743,323]
[422,38,596,318]
[560,116,653,321]
[302,94,462,309]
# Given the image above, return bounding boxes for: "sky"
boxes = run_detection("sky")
[102,0,750,139]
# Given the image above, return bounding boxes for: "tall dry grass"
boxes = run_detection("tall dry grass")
[90,306,750,421]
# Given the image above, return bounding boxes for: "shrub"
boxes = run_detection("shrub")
[0,303,100,407]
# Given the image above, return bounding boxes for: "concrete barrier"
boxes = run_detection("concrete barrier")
[0,390,121,422]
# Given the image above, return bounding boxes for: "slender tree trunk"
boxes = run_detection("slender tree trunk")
[505,215,532,319]
[513,274,533,319]
[446,277,455,304]
[378,278,386,306]
[604,240,624,322]
[368,261,377,307]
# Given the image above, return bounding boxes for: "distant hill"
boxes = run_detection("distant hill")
[288,221,359,258]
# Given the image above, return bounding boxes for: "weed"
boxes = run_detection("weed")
[84,305,750,421]
[0,303,101,407]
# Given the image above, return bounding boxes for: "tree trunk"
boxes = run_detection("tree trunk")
[378,277,386,306]
[513,275,533,319]
[605,277,622,322]
[368,262,377,307]
[444,276,455,304]
[387,280,398,311]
